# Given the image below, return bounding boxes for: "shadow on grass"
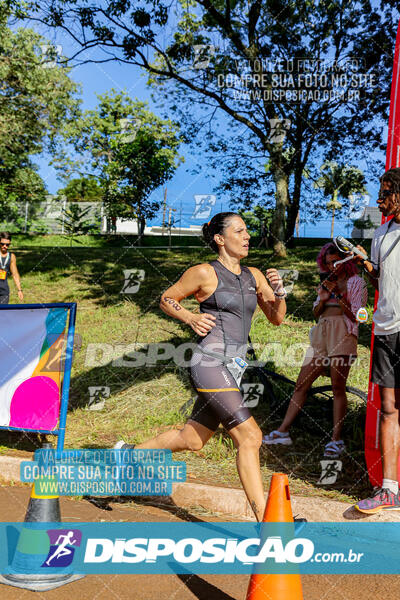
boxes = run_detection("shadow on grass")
[68,334,194,409]
[248,358,371,498]
[1,244,375,498]
[82,494,207,523]
[176,572,236,600]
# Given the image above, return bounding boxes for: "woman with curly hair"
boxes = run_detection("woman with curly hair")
[263,242,367,458]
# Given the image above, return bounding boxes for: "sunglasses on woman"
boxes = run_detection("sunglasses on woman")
[378,189,394,200]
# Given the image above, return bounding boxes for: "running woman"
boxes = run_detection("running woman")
[0,232,23,304]
[115,212,286,521]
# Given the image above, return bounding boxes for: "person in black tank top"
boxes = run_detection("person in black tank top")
[0,232,24,304]
[115,213,286,521]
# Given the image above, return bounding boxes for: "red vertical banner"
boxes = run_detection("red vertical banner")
[365,20,400,486]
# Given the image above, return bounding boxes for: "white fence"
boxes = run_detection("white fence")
[3,199,104,234]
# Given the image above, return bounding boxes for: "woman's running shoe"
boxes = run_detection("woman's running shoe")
[114,440,135,449]
[355,487,400,514]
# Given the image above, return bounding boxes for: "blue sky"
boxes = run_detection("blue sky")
[32,23,384,238]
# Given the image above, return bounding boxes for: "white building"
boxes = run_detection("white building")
[351,207,381,239]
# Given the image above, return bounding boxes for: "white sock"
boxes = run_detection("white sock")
[382,478,399,494]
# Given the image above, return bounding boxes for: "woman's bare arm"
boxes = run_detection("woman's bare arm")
[9,254,23,301]
[248,267,286,326]
[159,264,216,336]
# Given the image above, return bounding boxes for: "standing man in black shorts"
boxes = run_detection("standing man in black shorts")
[0,233,24,304]
[355,168,400,513]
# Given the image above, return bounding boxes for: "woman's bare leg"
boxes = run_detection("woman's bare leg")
[135,420,215,452]
[278,357,326,432]
[228,417,265,521]
[329,356,351,441]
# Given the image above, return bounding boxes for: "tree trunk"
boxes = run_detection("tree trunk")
[285,163,302,247]
[330,207,335,239]
[136,200,143,246]
[270,159,289,257]
[286,201,299,248]
[136,215,142,246]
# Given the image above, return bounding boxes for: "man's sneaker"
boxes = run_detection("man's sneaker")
[355,488,400,514]
[114,440,135,450]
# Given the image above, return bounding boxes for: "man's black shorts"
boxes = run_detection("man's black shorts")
[371,331,400,388]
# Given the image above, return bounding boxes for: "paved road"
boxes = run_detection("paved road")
[0,486,399,599]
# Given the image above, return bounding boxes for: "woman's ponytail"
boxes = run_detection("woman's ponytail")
[202,212,237,253]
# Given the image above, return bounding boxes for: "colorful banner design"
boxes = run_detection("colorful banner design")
[20,449,187,496]
[2,522,400,575]
[0,307,68,430]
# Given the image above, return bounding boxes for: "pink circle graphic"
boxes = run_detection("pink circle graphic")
[9,376,60,430]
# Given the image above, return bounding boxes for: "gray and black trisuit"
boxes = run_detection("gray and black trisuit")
[189,260,258,430]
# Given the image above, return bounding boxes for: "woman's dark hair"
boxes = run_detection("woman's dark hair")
[380,167,400,195]
[202,212,238,253]
[0,232,11,241]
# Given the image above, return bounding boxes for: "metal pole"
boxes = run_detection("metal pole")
[24,201,28,233]
[179,199,182,238]
[168,207,172,249]
[56,303,77,458]
[162,188,167,235]
[61,197,66,234]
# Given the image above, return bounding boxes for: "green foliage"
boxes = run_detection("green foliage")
[53,90,183,224]
[57,203,100,244]
[0,9,80,230]
[0,164,47,232]
[238,205,274,236]
[0,16,80,167]
[353,215,375,231]
[314,161,367,235]
[315,162,367,207]
[16,1,395,251]
[57,177,104,202]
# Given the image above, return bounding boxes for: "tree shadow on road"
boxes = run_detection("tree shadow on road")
[176,572,236,600]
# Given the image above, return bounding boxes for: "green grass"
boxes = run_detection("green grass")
[1,243,376,502]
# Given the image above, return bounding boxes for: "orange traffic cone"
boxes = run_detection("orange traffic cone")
[246,473,303,600]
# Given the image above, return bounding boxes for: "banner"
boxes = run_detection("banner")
[2,522,400,576]
[0,305,71,433]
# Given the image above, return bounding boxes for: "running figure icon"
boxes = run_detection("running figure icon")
[45,531,77,566]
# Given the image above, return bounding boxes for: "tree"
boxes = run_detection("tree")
[57,177,104,202]
[352,215,375,239]
[22,1,397,255]
[238,205,274,247]
[53,90,183,238]
[0,13,79,164]
[57,203,100,244]
[314,162,366,238]
[0,8,79,229]
[0,164,47,231]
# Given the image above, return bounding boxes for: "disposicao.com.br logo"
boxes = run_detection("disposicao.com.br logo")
[1,522,389,576]
[84,535,313,565]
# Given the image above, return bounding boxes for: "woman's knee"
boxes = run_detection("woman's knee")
[381,399,398,418]
[179,426,205,451]
[232,421,262,450]
[331,382,346,396]
[294,374,314,393]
